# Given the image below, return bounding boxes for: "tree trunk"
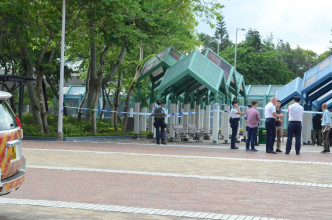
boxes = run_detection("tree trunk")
[86,41,109,134]
[122,45,143,132]
[16,32,42,125]
[36,68,50,134]
[113,72,123,131]
[78,62,91,120]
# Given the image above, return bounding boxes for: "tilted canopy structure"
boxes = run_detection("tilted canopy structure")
[155,50,228,104]
[276,56,332,110]
[137,46,184,104]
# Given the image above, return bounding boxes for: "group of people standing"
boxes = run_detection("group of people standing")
[230,96,331,154]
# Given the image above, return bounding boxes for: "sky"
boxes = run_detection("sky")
[197,0,332,54]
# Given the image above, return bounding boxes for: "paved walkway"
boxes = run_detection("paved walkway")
[0,139,331,219]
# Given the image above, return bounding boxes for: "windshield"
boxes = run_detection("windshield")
[0,100,18,131]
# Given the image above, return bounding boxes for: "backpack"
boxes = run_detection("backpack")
[154,107,164,119]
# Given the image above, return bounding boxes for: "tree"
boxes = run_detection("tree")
[245,28,262,52]
[213,16,231,52]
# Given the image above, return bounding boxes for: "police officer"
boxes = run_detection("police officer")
[151,100,167,145]
[285,96,304,155]
[230,100,245,149]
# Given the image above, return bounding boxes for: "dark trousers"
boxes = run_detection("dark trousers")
[246,126,258,144]
[286,121,302,153]
[154,120,165,142]
[246,127,258,149]
[312,129,322,145]
[231,119,239,147]
[322,127,330,151]
[265,118,276,152]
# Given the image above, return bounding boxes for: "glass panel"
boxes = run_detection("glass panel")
[218,59,232,74]
[318,58,331,72]
[169,48,181,61]
[63,86,70,94]
[248,86,269,96]
[64,98,79,117]
[68,87,85,95]
[207,51,220,65]
[0,100,18,131]
[304,75,317,88]
[268,86,283,96]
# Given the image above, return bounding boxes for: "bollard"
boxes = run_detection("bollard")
[212,103,220,144]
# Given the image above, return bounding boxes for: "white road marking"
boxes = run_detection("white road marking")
[24,148,332,166]
[0,198,284,220]
[71,141,323,153]
[27,165,332,188]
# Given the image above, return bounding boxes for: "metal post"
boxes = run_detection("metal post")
[57,0,66,141]
[234,28,245,72]
[222,105,231,144]
[204,104,211,134]
[134,102,140,137]
[140,107,147,132]
[169,102,176,142]
[212,103,220,144]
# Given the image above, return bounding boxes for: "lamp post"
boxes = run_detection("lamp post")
[212,38,220,55]
[57,0,66,141]
[234,28,245,71]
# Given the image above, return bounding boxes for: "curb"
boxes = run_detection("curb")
[23,135,147,142]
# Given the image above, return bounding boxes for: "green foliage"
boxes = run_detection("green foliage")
[213,15,231,52]
[22,113,148,137]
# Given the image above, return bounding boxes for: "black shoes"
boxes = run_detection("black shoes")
[285,152,289,154]
[231,146,239,149]
[276,149,282,152]
[321,150,330,153]
[267,151,277,154]
[156,141,160,144]
[161,141,166,145]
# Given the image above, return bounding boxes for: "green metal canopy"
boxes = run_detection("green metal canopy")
[155,50,228,103]
[138,46,184,85]
[137,46,184,104]
[201,48,246,101]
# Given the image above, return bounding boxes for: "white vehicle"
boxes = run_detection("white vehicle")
[0,91,26,195]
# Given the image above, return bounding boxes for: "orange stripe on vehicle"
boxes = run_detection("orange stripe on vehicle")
[0,134,8,173]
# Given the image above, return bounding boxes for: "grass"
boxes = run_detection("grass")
[22,113,149,137]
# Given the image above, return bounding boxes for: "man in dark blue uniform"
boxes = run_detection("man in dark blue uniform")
[151,100,167,145]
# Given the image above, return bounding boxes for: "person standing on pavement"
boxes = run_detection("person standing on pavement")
[265,97,284,154]
[312,112,322,146]
[230,100,245,149]
[285,96,304,155]
[321,103,331,153]
[329,108,332,147]
[151,100,167,145]
[245,101,260,152]
[275,100,284,152]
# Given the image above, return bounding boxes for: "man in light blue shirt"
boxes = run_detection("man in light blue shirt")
[321,103,331,153]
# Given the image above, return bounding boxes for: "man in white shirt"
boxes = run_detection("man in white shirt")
[285,96,304,155]
[264,97,284,154]
[230,100,244,149]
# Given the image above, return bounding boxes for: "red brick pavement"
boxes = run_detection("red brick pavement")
[6,168,332,220]
[23,140,332,163]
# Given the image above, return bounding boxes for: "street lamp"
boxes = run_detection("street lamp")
[234,28,245,71]
[212,38,220,55]
[57,0,66,141]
